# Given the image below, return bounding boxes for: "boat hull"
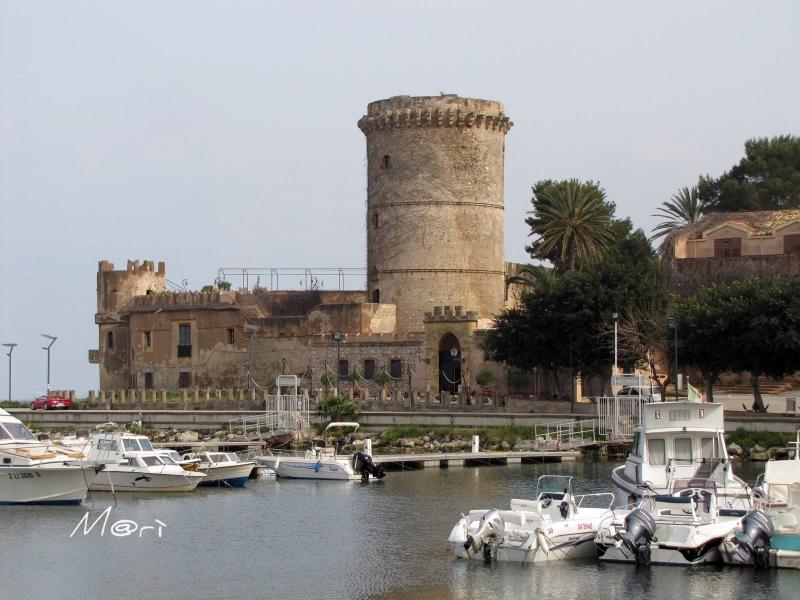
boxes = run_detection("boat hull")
[90,468,204,492]
[198,462,255,487]
[0,465,96,505]
[273,457,358,480]
[451,532,598,563]
[597,542,723,566]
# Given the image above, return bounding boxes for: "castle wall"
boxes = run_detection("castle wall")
[359,95,512,332]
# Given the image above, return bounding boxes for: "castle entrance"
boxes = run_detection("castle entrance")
[438,333,461,396]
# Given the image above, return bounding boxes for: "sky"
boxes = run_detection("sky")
[1,1,799,399]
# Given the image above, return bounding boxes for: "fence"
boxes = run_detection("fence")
[229,394,310,436]
[596,396,660,440]
[530,419,597,449]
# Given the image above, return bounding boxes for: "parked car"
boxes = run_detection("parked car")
[616,385,662,402]
[30,394,72,410]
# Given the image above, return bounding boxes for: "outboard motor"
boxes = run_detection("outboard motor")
[464,510,505,563]
[617,509,657,565]
[728,510,774,568]
[352,452,386,483]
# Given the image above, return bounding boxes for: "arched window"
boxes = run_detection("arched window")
[106,331,115,350]
[382,154,391,169]
[372,289,380,303]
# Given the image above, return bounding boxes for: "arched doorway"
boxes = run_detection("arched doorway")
[438,333,461,395]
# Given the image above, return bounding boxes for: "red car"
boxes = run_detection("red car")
[30,394,72,410]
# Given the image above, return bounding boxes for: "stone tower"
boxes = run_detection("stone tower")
[95,259,165,389]
[358,94,512,332]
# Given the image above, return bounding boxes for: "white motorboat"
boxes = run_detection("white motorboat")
[448,475,616,563]
[255,422,386,482]
[156,449,201,471]
[86,432,205,492]
[596,479,751,566]
[611,402,751,509]
[722,432,800,569]
[0,408,99,505]
[182,452,255,487]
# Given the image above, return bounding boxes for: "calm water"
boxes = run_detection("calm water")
[3,460,798,600]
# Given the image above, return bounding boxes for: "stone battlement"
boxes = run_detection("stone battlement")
[99,259,165,275]
[358,95,512,134]
[424,306,479,322]
[129,291,236,311]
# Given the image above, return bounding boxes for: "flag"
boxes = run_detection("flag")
[687,383,705,403]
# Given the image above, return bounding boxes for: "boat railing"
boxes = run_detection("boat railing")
[574,492,616,509]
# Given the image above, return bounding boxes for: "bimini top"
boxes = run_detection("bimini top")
[641,402,724,432]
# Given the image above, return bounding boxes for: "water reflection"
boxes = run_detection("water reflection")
[1,460,796,600]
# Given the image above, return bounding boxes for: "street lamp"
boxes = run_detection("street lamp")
[41,334,57,393]
[612,312,619,376]
[243,323,260,396]
[449,346,458,395]
[667,318,678,401]
[2,343,17,402]
[332,331,342,379]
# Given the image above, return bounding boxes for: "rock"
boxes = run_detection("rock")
[422,435,431,443]
[396,438,416,449]
[726,442,743,456]
[176,431,199,443]
[749,446,769,461]
[228,435,247,443]
[752,444,765,453]
[352,439,365,449]
[500,441,511,451]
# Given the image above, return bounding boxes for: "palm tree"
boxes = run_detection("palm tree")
[527,180,614,272]
[651,186,706,252]
[505,264,558,300]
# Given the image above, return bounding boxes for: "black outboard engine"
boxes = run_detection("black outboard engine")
[464,510,505,563]
[617,509,657,565]
[729,510,774,568]
[352,452,386,483]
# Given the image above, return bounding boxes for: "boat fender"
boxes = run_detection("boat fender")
[536,529,549,555]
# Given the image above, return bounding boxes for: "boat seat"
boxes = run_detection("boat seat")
[510,499,539,512]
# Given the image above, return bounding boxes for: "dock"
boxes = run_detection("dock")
[366,450,576,470]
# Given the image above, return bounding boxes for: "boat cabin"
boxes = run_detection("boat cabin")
[623,402,734,491]
[86,432,157,463]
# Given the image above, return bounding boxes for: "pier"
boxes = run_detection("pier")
[370,450,577,470]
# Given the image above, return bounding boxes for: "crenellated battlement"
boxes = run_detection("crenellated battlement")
[358,95,512,135]
[129,290,236,311]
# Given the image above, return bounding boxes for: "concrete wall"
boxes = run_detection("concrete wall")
[359,95,512,332]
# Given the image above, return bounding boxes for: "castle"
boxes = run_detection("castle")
[91,95,528,403]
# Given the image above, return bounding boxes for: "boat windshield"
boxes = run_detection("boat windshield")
[0,422,38,442]
[209,453,230,463]
[139,439,154,451]
[140,456,165,467]
[123,439,140,452]
[159,455,177,465]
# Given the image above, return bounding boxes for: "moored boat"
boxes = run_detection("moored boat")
[448,475,616,563]
[182,451,255,487]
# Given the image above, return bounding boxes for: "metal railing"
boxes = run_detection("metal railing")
[216,267,367,291]
[596,396,660,440]
[530,419,597,450]
[228,394,310,436]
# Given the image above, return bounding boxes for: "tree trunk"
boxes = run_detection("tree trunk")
[704,376,715,403]
[751,372,766,412]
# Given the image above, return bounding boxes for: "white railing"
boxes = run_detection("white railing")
[596,396,660,439]
[530,419,597,449]
[229,394,310,436]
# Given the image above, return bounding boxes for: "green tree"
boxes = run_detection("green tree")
[651,186,706,252]
[677,278,800,411]
[525,179,615,272]
[698,135,800,212]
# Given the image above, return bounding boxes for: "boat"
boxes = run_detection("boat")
[448,475,616,563]
[255,422,386,482]
[86,432,205,492]
[722,431,800,569]
[611,401,751,509]
[181,451,255,487]
[596,478,753,566]
[0,408,99,505]
[156,449,201,471]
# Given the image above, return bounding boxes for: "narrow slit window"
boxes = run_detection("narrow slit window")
[382,154,391,169]
[106,331,115,350]
[143,331,152,348]
[226,328,235,344]
[372,289,380,303]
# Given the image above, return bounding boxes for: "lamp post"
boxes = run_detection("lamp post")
[2,343,17,402]
[612,312,619,377]
[243,323,260,397]
[449,346,458,395]
[332,331,342,380]
[667,318,678,401]
[41,334,57,393]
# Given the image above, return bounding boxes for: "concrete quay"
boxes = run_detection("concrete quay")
[9,408,799,433]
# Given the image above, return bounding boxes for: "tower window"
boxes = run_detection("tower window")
[390,359,402,379]
[372,289,380,303]
[374,213,379,229]
[382,155,391,169]
[363,359,375,380]
[106,331,114,350]
[338,360,349,378]
[226,328,235,344]
[143,331,152,348]
[178,323,192,358]
[178,371,192,388]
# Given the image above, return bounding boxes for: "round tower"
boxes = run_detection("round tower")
[358,94,512,332]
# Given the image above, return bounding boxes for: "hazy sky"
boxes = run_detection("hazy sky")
[1,1,799,399]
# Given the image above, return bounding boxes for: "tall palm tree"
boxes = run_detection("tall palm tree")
[527,179,614,272]
[651,186,706,251]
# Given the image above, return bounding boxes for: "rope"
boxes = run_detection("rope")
[441,370,462,385]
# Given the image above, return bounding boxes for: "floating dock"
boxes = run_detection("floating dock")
[369,450,577,470]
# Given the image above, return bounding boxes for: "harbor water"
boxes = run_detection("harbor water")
[3,460,798,600]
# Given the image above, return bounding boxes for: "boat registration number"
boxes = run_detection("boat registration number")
[8,472,42,480]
